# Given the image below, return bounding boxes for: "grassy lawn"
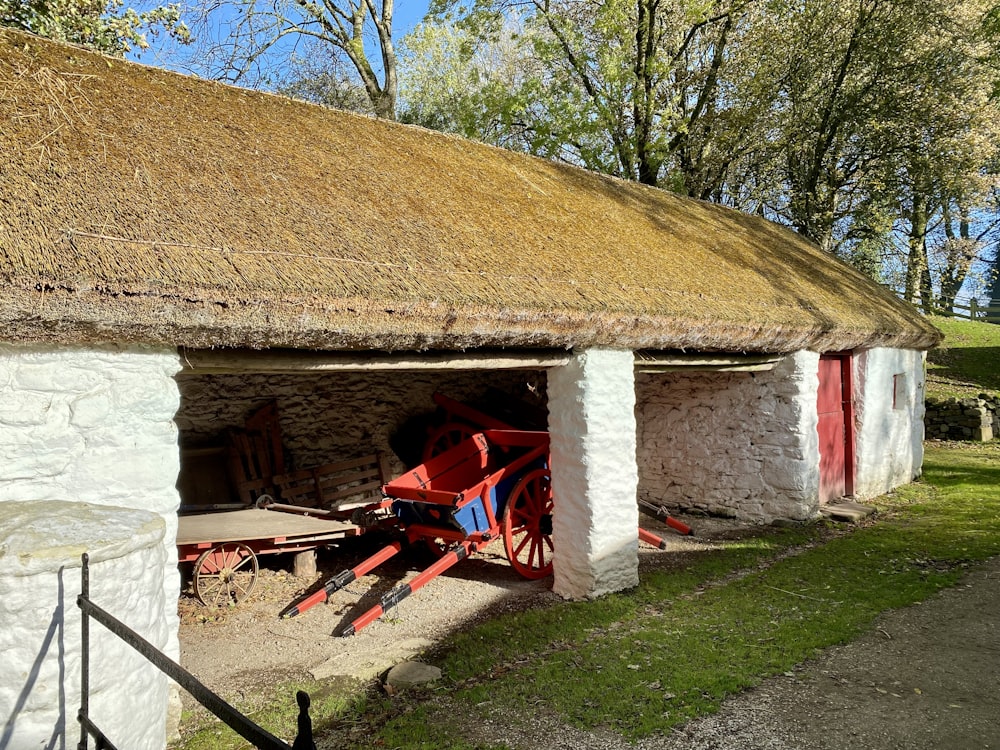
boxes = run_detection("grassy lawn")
[926,316,1000,399]
[355,442,1000,749]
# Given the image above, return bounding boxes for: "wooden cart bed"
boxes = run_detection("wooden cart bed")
[177,508,358,547]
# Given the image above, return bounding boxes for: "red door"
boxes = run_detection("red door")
[817,355,854,504]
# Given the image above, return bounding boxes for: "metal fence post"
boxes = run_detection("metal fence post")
[78,553,90,750]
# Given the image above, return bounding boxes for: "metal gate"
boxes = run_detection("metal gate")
[76,553,315,750]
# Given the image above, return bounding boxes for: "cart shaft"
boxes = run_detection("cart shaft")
[340,540,478,636]
[282,540,404,618]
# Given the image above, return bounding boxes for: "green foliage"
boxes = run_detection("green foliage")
[399,0,1000,282]
[0,0,190,55]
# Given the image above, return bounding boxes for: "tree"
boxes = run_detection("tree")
[405,0,754,187]
[179,0,398,118]
[403,0,1000,299]
[1,0,190,54]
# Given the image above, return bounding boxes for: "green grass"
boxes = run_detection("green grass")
[926,316,1000,399]
[362,442,1000,748]
[173,676,365,750]
[171,443,1000,750]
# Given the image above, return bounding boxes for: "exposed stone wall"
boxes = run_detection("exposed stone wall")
[0,344,182,746]
[924,395,998,442]
[0,501,171,749]
[548,349,639,599]
[635,351,820,522]
[852,348,926,499]
[174,369,546,478]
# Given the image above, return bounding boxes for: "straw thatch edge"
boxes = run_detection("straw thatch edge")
[0,281,941,354]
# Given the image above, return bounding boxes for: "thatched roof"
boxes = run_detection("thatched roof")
[0,30,940,354]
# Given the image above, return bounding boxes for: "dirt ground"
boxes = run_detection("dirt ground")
[176,516,1000,749]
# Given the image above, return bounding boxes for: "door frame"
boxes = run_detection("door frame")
[819,352,856,499]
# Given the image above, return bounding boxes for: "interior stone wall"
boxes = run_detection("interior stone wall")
[174,368,547,481]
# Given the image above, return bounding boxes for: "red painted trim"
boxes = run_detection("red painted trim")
[840,354,856,497]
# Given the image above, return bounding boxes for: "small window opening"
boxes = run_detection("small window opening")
[892,373,907,410]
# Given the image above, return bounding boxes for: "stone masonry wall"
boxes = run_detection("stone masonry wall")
[0,343,182,746]
[852,348,926,499]
[635,351,820,522]
[175,369,546,479]
[0,501,171,748]
[924,394,998,442]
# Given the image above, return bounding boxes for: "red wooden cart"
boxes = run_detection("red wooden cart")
[283,429,554,634]
[428,391,693,539]
[176,504,363,606]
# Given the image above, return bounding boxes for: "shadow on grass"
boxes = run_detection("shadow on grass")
[927,346,1000,392]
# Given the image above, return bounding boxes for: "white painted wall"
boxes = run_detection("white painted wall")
[548,349,639,599]
[853,348,926,498]
[635,351,821,522]
[0,501,170,749]
[0,343,182,745]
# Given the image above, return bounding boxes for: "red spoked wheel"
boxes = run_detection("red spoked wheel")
[503,468,554,579]
[421,422,477,462]
[193,542,259,606]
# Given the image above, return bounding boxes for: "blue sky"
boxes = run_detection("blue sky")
[137,0,432,80]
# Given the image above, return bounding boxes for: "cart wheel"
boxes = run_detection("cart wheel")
[503,468,554,580]
[193,543,259,606]
[422,421,477,462]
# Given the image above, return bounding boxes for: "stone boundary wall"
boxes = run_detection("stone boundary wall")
[634,351,820,522]
[925,395,998,441]
[175,369,547,478]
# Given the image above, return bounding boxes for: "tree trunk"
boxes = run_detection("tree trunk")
[633,0,659,185]
[904,196,929,307]
[988,241,1000,325]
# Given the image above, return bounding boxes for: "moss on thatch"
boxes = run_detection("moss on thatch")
[0,30,940,353]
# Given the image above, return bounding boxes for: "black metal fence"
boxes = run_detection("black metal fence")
[76,553,311,750]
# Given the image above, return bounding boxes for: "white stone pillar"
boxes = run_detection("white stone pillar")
[548,348,639,599]
[0,501,171,749]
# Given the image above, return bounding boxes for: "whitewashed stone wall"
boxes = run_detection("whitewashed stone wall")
[548,349,639,599]
[635,351,821,522]
[0,343,183,744]
[0,501,171,749]
[853,348,926,498]
[175,369,545,475]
